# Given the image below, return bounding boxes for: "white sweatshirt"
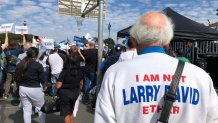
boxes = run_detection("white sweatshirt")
[48,53,63,74]
[117,49,138,63]
[95,53,218,123]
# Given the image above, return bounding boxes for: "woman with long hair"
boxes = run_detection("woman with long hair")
[15,47,46,123]
[56,45,84,123]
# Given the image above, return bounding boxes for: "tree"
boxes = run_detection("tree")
[103,38,115,50]
[0,33,33,43]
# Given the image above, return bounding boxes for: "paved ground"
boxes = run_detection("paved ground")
[0,99,94,123]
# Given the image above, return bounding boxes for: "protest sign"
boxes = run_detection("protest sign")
[15,26,28,34]
[39,39,54,50]
[85,33,95,42]
[0,23,14,32]
[74,36,85,46]
[59,43,70,50]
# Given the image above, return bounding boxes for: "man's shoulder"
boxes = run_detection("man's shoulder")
[184,61,209,78]
[49,53,60,58]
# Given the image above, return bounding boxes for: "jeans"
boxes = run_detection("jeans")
[50,73,60,97]
[4,72,17,96]
[82,72,96,102]
[0,70,3,97]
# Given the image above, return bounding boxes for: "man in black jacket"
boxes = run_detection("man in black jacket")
[81,42,98,104]
[103,44,125,73]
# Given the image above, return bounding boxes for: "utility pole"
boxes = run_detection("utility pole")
[216,9,218,16]
[23,20,27,41]
[108,22,111,38]
[96,0,104,94]
[80,0,105,98]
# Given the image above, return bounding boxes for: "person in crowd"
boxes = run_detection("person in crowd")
[100,47,110,73]
[0,31,8,100]
[176,49,190,63]
[38,51,49,84]
[47,48,64,96]
[0,51,6,101]
[102,44,125,73]
[17,33,32,64]
[117,37,138,62]
[81,41,98,104]
[56,45,84,123]
[4,32,27,98]
[15,47,46,123]
[95,12,218,123]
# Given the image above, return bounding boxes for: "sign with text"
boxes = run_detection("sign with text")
[85,33,94,42]
[15,26,28,34]
[73,36,85,46]
[0,23,14,32]
[40,39,54,50]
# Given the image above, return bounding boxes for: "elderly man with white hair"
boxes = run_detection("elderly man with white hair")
[94,12,218,123]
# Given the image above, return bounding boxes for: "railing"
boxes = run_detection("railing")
[197,41,218,56]
[169,41,194,62]
[169,41,218,62]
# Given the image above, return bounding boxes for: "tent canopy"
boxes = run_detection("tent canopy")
[117,7,218,41]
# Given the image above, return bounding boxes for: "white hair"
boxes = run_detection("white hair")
[130,12,174,46]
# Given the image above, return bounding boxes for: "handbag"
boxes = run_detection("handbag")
[157,60,185,123]
[41,97,60,114]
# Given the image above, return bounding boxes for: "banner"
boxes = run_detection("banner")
[74,36,85,46]
[59,43,70,50]
[39,39,54,50]
[15,26,28,34]
[0,23,14,32]
[85,33,94,42]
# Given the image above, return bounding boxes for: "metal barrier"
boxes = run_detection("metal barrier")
[169,41,218,63]
[169,41,194,62]
[197,41,218,56]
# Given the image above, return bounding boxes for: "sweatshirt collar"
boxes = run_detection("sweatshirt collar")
[137,46,166,55]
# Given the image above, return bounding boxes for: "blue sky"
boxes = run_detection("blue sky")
[0,0,217,42]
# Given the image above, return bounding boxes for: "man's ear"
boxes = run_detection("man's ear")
[130,37,138,48]
[163,44,169,50]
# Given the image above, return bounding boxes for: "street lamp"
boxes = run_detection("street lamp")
[23,21,27,40]
[23,20,27,26]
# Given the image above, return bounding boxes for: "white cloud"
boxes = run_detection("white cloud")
[164,4,177,7]
[138,0,151,6]
[119,3,131,7]
[21,0,36,5]
[6,5,42,20]
[0,0,17,5]
[0,0,217,42]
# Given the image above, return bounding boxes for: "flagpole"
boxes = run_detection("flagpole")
[108,22,111,38]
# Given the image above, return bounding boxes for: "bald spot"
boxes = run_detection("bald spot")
[140,12,167,29]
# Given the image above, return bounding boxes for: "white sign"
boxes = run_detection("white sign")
[0,23,14,32]
[85,33,94,42]
[15,26,28,34]
[40,39,54,50]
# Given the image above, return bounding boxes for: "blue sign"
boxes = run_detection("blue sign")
[73,36,85,46]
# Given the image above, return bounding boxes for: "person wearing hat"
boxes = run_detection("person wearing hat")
[102,44,126,73]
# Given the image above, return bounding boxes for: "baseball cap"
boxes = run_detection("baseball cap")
[114,44,123,51]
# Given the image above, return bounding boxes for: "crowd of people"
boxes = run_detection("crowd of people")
[0,11,218,123]
[0,31,99,123]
